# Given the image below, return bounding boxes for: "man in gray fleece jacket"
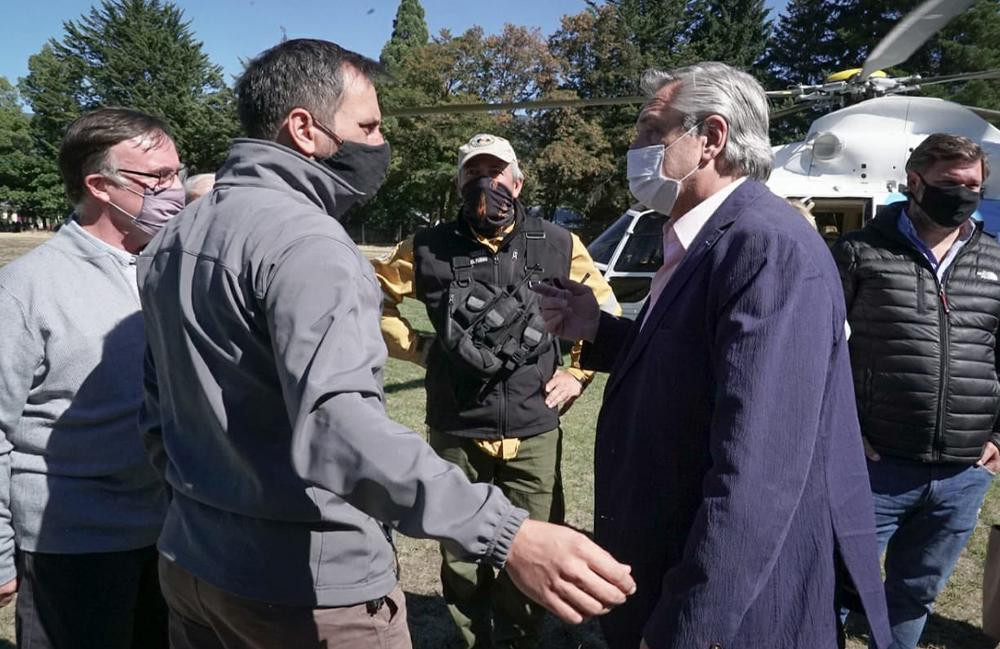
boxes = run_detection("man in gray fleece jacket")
[0,108,186,648]
[137,39,634,649]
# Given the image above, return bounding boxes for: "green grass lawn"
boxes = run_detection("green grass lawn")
[0,232,998,648]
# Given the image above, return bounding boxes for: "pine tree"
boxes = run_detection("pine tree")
[0,77,66,220]
[380,0,429,72]
[764,0,842,87]
[19,0,239,174]
[686,0,772,71]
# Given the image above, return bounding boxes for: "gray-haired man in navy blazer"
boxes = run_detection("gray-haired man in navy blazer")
[536,62,891,649]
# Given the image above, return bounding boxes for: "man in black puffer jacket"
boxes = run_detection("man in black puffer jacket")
[833,133,1000,649]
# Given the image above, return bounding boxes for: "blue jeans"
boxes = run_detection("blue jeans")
[864,456,994,649]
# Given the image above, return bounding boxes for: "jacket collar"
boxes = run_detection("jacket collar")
[453,201,528,252]
[49,217,136,266]
[214,139,365,220]
[869,200,982,257]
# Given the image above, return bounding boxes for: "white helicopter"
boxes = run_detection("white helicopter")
[384,0,1000,317]
[585,0,1000,317]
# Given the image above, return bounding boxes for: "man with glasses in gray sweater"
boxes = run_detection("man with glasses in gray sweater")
[0,107,185,649]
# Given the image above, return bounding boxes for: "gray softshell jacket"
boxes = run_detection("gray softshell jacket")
[137,139,527,606]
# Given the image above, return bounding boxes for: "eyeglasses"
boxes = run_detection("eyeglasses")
[312,118,344,147]
[117,165,188,191]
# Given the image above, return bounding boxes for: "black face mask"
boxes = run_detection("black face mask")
[461,177,516,236]
[912,173,981,229]
[319,140,391,201]
[313,119,391,218]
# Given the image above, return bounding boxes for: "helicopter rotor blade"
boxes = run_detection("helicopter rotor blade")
[860,0,976,79]
[769,103,815,120]
[914,69,1000,87]
[963,105,1000,120]
[765,89,802,98]
[384,95,646,117]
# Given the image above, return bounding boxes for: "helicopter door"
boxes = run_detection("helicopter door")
[608,211,667,306]
[800,197,873,243]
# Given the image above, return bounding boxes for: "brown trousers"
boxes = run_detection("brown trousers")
[159,556,411,649]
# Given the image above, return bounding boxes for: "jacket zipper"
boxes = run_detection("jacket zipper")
[916,268,926,314]
[930,232,978,459]
[493,255,507,438]
[933,277,949,460]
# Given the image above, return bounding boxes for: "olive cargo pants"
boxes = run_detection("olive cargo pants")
[429,427,564,649]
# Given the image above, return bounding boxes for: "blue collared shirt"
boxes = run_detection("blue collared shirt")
[897,208,974,283]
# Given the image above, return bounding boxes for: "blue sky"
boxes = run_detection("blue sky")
[2,0,789,85]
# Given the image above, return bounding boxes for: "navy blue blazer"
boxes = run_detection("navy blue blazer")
[583,181,890,649]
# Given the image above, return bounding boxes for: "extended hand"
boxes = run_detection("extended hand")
[545,370,583,410]
[0,577,17,608]
[505,519,635,624]
[532,280,600,342]
[977,441,1000,474]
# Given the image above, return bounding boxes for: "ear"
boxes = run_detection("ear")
[83,172,113,204]
[905,170,921,196]
[279,107,322,157]
[511,175,524,199]
[701,114,729,165]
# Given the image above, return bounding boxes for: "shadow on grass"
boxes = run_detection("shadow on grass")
[404,590,609,649]
[921,613,997,649]
[846,612,999,649]
[385,378,428,395]
[405,592,459,649]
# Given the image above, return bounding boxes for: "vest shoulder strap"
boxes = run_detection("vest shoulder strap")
[451,254,473,286]
[521,217,547,273]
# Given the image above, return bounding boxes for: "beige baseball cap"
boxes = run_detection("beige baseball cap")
[457,133,517,172]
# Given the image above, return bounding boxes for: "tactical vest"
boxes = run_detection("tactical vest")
[413,216,573,439]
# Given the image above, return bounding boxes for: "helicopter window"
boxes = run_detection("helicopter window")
[587,213,632,265]
[798,197,872,244]
[614,212,669,272]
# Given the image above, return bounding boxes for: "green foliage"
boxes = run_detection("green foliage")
[527,89,616,221]
[546,0,773,229]
[686,0,771,70]
[0,77,66,219]
[11,0,997,234]
[766,0,1000,141]
[358,25,556,234]
[20,0,239,173]
[381,0,430,72]
[8,0,241,219]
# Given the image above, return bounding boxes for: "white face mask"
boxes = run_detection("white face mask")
[627,123,702,215]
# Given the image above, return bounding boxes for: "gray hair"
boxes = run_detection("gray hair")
[184,173,216,203]
[640,62,773,181]
[457,158,524,189]
[235,39,382,140]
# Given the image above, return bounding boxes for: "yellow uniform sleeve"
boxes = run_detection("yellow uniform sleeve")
[565,233,621,385]
[371,236,426,365]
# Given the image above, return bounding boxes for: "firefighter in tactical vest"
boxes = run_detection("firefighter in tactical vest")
[373,133,619,649]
